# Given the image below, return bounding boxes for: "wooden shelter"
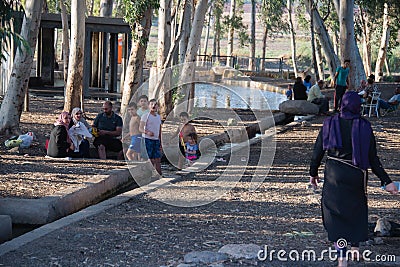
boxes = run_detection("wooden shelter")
[36,13,131,97]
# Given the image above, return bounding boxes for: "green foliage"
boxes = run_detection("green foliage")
[122,0,159,27]
[259,0,288,35]
[0,0,30,64]
[221,0,249,48]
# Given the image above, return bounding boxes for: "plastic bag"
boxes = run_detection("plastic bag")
[17,132,34,148]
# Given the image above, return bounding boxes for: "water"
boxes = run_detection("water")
[194,83,286,110]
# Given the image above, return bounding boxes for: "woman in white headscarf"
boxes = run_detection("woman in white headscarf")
[69,107,92,158]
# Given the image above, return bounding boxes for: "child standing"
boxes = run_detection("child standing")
[139,99,162,174]
[137,95,149,118]
[126,102,141,161]
[185,132,199,165]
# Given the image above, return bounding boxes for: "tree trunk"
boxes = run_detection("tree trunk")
[305,0,339,82]
[309,1,319,80]
[213,4,221,57]
[359,8,372,76]
[179,0,192,63]
[339,0,365,89]
[64,0,86,112]
[120,8,153,115]
[374,2,390,82]
[261,27,267,72]
[60,0,69,84]
[157,0,172,119]
[249,0,256,71]
[0,0,44,135]
[90,0,95,16]
[287,0,298,77]
[226,0,236,67]
[202,6,212,55]
[315,38,324,80]
[100,0,114,17]
[175,0,208,115]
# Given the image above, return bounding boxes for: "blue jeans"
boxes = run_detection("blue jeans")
[377,99,392,110]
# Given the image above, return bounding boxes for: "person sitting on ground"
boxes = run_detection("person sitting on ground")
[92,101,123,160]
[47,111,74,158]
[125,102,142,161]
[303,75,313,94]
[185,132,199,166]
[137,94,149,118]
[172,112,197,169]
[307,80,330,115]
[377,87,400,115]
[69,107,91,158]
[139,99,162,174]
[293,77,308,100]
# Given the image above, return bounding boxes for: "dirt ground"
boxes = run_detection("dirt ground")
[0,81,399,266]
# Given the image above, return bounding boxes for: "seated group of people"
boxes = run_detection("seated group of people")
[46,96,200,174]
[287,75,330,115]
[46,101,124,160]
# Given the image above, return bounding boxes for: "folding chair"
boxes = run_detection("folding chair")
[362,92,381,118]
[381,103,399,117]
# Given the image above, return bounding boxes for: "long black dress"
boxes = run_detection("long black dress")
[47,125,70,158]
[310,118,392,244]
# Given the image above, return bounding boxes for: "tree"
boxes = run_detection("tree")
[157,0,172,118]
[59,0,69,84]
[338,0,365,89]
[120,0,159,115]
[226,0,236,67]
[0,1,28,63]
[304,0,339,82]
[64,0,86,112]
[0,0,44,135]
[249,0,256,71]
[174,0,209,115]
[374,2,390,81]
[259,0,287,72]
[287,0,298,77]
[212,0,224,57]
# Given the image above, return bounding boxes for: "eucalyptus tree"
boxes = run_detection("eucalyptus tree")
[287,0,298,77]
[63,0,86,112]
[356,0,400,80]
[120,0,159,115]
[0,0,44,135]
[258,0,287,72]
[212,0,225,57]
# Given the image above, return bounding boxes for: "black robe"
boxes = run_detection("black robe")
[47,125,69,158]
[310,118,392,244]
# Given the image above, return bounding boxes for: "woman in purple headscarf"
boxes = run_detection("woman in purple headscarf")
[309,91,398,267]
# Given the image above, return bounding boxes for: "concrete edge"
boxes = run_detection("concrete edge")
[0,162,153,225]
[0,175,177,257]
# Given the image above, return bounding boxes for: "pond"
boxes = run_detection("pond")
[194,83,286,110]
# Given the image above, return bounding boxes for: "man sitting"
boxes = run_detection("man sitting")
[307,80,329,115]
[92,101,123,159]
[378,87,400,115]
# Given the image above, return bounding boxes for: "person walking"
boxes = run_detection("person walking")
[309,91,398,267]
[333,60,350,112]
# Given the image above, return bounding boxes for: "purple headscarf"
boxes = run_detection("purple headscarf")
[322,91,372,170]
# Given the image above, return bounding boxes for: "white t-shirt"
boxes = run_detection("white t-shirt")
[141,112,161,140]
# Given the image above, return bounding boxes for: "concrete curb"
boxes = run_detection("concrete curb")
[0,162,153,225]
[0,176,175,256]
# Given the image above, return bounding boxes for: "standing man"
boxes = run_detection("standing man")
[333,59,350,112]
[93,101,123,160]
[140,99,162,175]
